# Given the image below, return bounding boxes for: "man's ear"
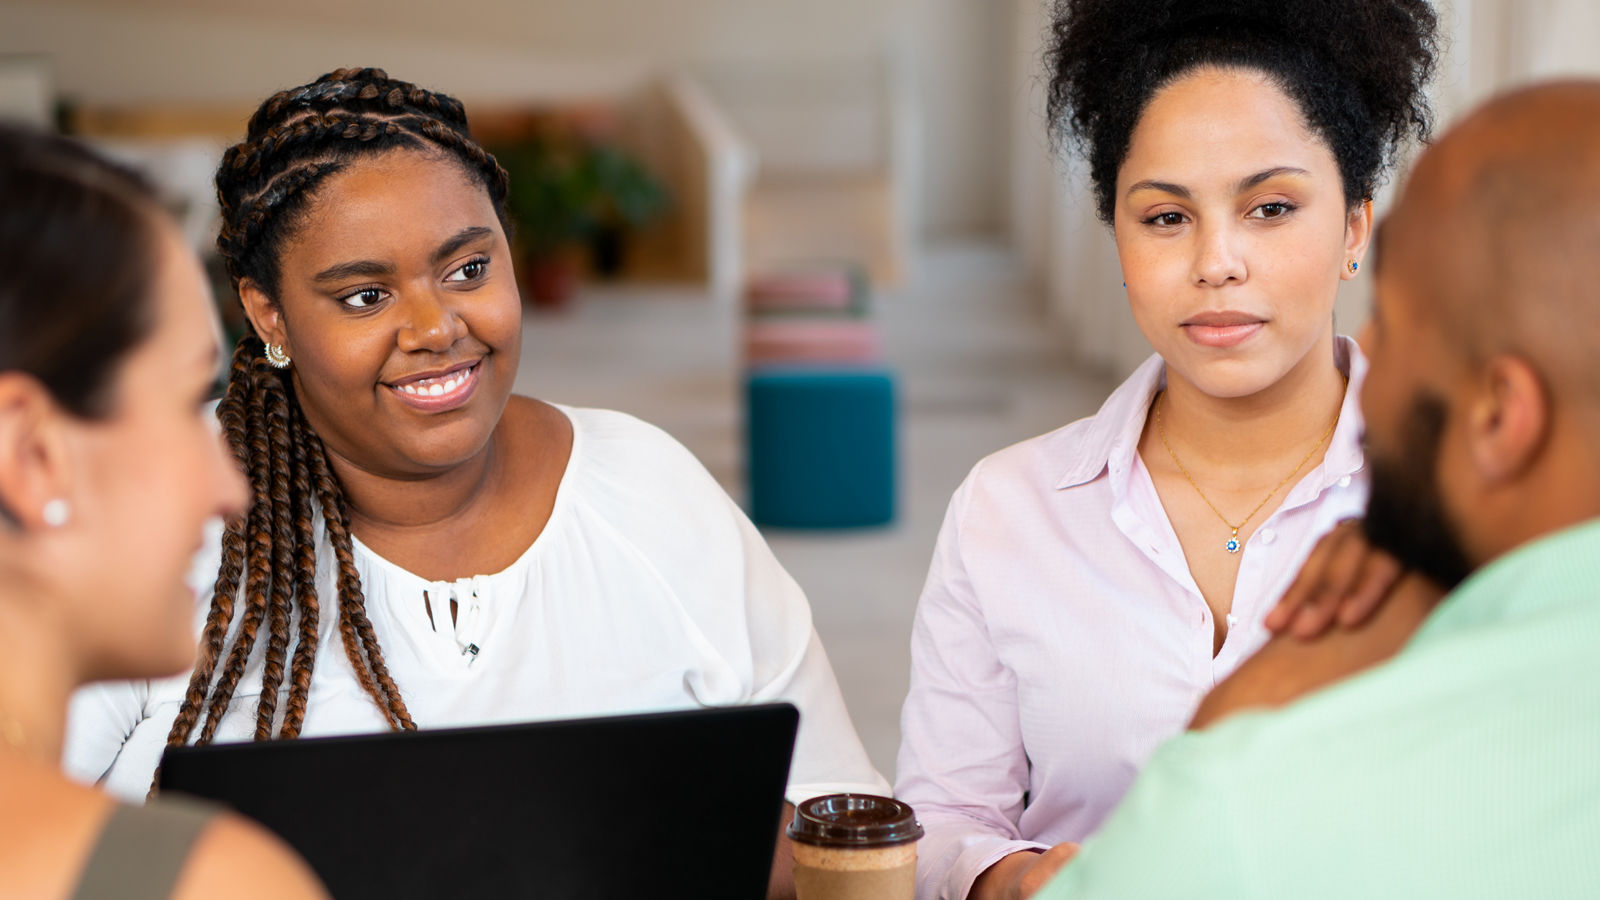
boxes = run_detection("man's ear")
[0,373,74,531]
[1468,355,1549,484]
[238,279,288,352]
[1341,199,1375,282]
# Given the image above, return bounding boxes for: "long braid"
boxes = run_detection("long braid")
[195,360,277,745]
[252,366,297,740]
[279,398,320,740]
[160,68,502,776]
[307,436,416,732]
[171,344,252,742]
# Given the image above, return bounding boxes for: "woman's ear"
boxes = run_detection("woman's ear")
[1342,199,1375,282]
[238,279,288,353]
[0,373,74,531]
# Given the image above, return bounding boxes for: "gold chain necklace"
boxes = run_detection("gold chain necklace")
[1154,383,1343,554]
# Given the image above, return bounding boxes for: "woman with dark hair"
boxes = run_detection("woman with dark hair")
[894,2,1438,898]
[64,67,884,895]
[0,124,324,898]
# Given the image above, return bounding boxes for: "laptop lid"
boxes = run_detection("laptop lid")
[158,703,799,899]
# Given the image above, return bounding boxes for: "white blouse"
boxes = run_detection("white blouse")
[65,405,887,805]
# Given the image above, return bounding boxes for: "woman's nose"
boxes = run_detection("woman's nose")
[397,290,467,352]
[1191,222,1247,287]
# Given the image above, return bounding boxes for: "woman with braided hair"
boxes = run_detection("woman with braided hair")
[0,123,325,898]
[65,68,885,892]
[894,2,1440,898]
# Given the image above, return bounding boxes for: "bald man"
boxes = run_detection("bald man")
[1026,80,1600,900]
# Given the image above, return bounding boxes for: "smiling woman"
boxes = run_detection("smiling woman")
[63,68,885,898]
[892,2,1438,899]
[241,150,524,489]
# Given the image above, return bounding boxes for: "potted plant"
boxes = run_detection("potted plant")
[496,134,596,309]
[579,144,669,278]
[495,128,670,306]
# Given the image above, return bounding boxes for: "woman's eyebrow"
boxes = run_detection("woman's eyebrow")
[430,226,495,266]
[309,228,495,284]
[313,259,394,284]
[1124,166,1312,202]
[1236,166,1311,192]
[1125,179,1191,200]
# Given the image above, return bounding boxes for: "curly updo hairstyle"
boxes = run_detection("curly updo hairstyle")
[1046,0,1439,224]
[159,68,511,782]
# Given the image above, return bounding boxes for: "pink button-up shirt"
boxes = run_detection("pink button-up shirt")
[896,338,1369,900]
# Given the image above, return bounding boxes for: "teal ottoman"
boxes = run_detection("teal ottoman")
[745,368,896,528]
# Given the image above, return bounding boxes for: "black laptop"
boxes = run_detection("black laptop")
[159,703,799,899]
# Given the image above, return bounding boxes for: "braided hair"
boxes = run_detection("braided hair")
[1045,0,1438,224]
[161,69,511,772]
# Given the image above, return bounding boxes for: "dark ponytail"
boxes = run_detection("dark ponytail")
[0,124,162,418]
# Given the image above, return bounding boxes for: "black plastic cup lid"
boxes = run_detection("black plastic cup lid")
[786,793,925,848]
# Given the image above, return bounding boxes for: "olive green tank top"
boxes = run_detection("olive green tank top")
[70,798,217,900]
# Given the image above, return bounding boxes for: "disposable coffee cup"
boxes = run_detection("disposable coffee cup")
[787,793,924,900]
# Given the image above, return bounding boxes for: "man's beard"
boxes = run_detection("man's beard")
[1362,392,1476,590]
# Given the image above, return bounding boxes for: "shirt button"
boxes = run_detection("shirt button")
[1338,475,1352,488]
[1226,614,1238,628]
[1259,528,1277,545]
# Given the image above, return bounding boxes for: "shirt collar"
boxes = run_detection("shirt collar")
[1052,352,1167,490]
[1321,336,1367,483]
[1053,335,1368,490]
[1409,516,1600,648]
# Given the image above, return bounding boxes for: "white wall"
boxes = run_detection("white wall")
[1008,0,1053,298]
[1009,0,1600,379]
[0,0,1014,238]
[911,0,1012,236]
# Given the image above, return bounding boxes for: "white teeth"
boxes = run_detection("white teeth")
[396,365,474,398]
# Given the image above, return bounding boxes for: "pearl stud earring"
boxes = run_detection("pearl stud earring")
[41,498,70,528]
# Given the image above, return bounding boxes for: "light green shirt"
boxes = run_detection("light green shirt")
[1036,518,1600,899]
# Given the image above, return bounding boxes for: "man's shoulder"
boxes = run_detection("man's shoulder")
[1040,635,1600,896]
[1077,632,1600,896]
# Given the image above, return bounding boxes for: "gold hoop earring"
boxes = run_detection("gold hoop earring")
[265,343,292,369]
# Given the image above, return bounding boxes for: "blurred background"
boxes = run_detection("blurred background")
[3,0,1596,779]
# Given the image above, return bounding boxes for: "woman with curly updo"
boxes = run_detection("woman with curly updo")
[64,68,884,895]
[895,2,1437,897]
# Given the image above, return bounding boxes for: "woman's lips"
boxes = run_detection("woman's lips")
[1181,314,1265,349]
[1183,322,1264,348]
[386,362,480,412]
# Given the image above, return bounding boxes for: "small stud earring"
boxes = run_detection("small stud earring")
[265,343,292,369]
[41,498,70,528]
[1348,260,1359,274]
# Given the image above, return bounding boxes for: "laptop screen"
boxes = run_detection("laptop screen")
[159,703,799,899]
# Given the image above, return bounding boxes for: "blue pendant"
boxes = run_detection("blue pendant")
[1225,537,1241,554]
